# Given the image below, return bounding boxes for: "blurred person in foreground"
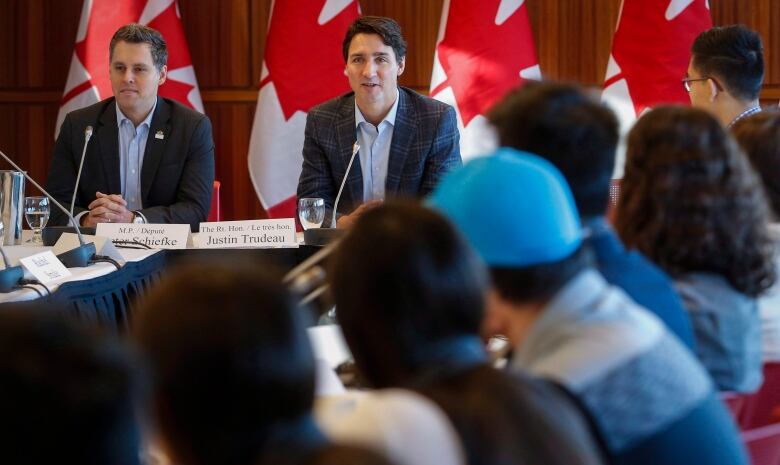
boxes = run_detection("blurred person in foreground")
[430,149,748,465]
[733,109,780,362]
[488,81,695,348]
[616,106,774,393]
[133,261,393,465]
[0,306,144,465]
[330,201,605,465]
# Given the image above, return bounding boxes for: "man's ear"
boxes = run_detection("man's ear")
[397,57,406,76]
[158,65,168,85]
[708,78,719,102]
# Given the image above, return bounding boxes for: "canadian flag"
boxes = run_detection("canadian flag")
[602,0,712,174]
[247,0,359,219]
[56,0,203,137]
[430,0,540,161]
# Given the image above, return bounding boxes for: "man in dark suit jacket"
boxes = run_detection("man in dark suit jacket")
[297,16,460,228]
[46,24,214,232]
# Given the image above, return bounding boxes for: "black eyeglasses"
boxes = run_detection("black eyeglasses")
[682,76,722,93]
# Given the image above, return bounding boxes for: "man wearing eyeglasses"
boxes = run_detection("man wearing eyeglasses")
[683,25,764,129]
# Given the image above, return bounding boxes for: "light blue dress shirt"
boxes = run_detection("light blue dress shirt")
[354,90,399,202]
[116,101,156,211]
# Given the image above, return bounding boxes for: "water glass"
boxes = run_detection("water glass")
[24,196,50,245]
[298,197,325,230]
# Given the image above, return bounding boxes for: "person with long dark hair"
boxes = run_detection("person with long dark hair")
[615,105,776,392]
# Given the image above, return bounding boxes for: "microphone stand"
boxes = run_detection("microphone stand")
[302,143,359,246]
[0,149,96,268]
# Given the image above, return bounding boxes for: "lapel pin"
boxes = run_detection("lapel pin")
[155,130,164,140]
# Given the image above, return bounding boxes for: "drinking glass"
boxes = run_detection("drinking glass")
[298,197,325,230]
[24,196,50,245]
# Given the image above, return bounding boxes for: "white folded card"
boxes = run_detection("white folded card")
[19,251,71,284]
[96,223,190,249]
[198,219,296,248]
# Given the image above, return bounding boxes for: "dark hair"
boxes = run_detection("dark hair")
[732,109,780,218]
[134,261,317,465]
[329,202,487,388]
[110,23,168,70]
[490,246,592,304]
[691,25,764,100]
[488,81,619,218]
[615,105,775,296]
[416,365,604,465]
[259,444,396,465]
[342,16,407,63]
[0,307,142,465]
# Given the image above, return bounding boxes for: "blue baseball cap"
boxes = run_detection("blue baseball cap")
[428,147,582,268]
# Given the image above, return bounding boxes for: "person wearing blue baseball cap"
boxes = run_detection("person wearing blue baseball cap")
[487,81,695,350]
[429,149,748,465]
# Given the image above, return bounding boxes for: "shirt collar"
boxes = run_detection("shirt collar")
[727,105,761,129]
[355,87,400,129]
[116,98,157,129]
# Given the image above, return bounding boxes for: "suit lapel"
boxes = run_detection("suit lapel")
[96,100,121,194]
[386,88,416,194]
[141,97,171,203]
[334,95,363,206]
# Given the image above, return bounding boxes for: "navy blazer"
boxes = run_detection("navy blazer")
[297,87,461,224]
[46,97,214,231]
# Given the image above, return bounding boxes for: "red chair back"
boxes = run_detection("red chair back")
[743,422,780,465]
[742,363,780,429]
[208,180,221,222]
[722,391,747,422]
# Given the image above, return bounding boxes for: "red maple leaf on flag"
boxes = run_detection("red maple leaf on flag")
[430,0,538,126]
[70,2,145,104]
[262,1,358,120]
[604,0,712,115]
[147,2,197,104]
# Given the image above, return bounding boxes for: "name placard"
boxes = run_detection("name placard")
[96,223,190,249]
[198,219,296,248]
[19,251,72,284]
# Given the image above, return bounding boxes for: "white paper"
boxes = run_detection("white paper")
[19,251,72,284]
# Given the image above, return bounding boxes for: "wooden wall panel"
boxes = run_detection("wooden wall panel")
[1,0,778,221]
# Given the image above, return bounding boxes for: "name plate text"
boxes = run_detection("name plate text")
[199,219,296,248]
[96,223,190,249]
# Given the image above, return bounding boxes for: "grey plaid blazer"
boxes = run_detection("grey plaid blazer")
[297,86,461,226]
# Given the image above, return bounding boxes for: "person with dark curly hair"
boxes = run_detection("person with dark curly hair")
[615,105,776,393]
[733,109,780,362]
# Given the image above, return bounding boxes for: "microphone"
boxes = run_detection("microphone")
[330,142,360,228]
[69,126,93,222]
[0,149,96,268]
